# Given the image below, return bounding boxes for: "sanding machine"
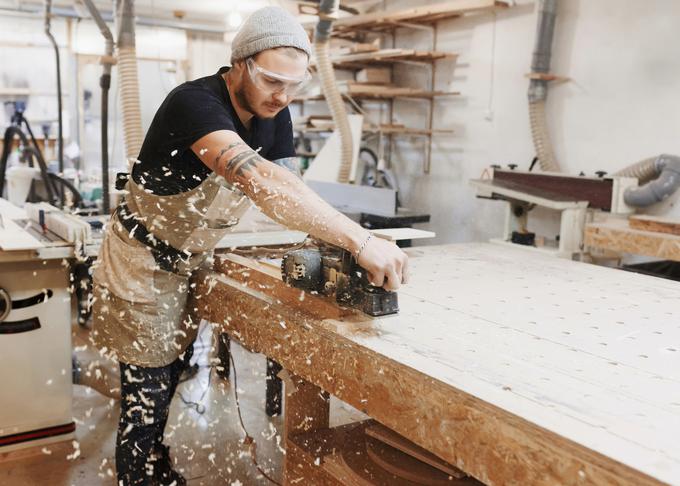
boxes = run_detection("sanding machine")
[282,244,399,317]
[280,229,434,317]
[470,167,638,258]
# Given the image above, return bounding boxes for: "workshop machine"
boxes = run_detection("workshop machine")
[0,199,102,452]
[470,167,638,258]
[282,244,399,317]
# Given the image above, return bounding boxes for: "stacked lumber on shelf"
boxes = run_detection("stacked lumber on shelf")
[303,0,511,37]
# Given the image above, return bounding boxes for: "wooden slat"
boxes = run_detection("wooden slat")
[298,88,460,101]
[321,49,458,70]
[629,215,680,236]
[329,0,509,32]
[364,423,465,479]
[295,124,454,137]
[213,253,357,321]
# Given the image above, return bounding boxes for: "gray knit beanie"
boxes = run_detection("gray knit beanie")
[230,7,312,63]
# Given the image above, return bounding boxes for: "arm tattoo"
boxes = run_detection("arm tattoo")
[214,141,245,167]
[272,157,301,177]
[224,149,267,180]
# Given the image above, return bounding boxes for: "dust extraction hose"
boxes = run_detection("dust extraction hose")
[315,0,353,183]
[116,0,144,165]
[528,0,560,172]
[615,154,680,208]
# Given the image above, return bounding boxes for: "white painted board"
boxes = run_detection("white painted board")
[371,228,436,241]
[303,114,364,183]
[341,243,680,485]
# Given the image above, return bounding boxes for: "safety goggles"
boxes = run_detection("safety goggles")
[246,57,311,97]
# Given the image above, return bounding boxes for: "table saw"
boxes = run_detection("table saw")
[191,242,680,485]
[0,198,102,452]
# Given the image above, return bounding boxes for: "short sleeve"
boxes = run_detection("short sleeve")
[266,107,296,161]
[165,87,237,152]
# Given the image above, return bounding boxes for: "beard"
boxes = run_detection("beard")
[235,81,285,120]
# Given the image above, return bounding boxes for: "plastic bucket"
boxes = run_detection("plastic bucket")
[6,166,39,206]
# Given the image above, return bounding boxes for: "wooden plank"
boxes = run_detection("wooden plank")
[370,228,436,242]
[299,89,460,101]
[296,123,454,137]
[322,49,458,70]
[525,72,570,82]
[215,230,307,249]
[193,243,680,485]
[364,423,465,479]
[339,82,460,99]
[329,0,509,32]
[585,218,680,261]
[290,420,476,485]
[213,253,356,321]
[629,214,680,236]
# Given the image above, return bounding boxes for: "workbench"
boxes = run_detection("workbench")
[192,243,680,485]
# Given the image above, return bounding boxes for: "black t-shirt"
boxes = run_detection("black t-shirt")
[133,66,296,195]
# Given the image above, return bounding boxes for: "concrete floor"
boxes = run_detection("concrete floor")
[0,322,363,485]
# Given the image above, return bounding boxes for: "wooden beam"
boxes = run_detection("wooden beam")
[281,370,335,485]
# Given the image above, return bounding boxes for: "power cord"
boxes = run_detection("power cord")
[229,352,282,486]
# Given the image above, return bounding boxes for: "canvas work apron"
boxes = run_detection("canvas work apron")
[92,172,250,367]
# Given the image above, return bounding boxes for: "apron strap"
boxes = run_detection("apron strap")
[117,201,193,274]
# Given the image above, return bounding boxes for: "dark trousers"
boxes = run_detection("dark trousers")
[116,345,193,485]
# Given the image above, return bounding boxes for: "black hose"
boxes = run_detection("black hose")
[48,172,83,208]
[1,126,58,204]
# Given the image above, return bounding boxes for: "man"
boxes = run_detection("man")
[91,6,408,485]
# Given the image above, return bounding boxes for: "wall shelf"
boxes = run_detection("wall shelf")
[297,0,513,173]
[313,49,459,70]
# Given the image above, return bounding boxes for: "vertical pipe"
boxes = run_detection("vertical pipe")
[82,0,114,213]
[528,0,560,172]
[44,0,65,204]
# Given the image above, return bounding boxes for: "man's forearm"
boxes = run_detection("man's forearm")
[212,142,369,254]
[246,165,369,254]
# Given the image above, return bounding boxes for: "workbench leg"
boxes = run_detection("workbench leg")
[265,358,283,417]
[282,372,331,485]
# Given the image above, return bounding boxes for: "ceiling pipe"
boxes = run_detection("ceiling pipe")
[0,4,228,34]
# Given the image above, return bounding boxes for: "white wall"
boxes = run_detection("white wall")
[0,13,188,179]
[3,1,679,243]
[382,0,680,245]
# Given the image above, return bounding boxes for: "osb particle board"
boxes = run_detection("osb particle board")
[194,243,680,485]
[585,218,680,261]
[629,214,680,236]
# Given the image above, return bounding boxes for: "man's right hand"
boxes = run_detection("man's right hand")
[356,236,409,291]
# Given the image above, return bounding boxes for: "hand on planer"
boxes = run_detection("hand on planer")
[357,236,409,291]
